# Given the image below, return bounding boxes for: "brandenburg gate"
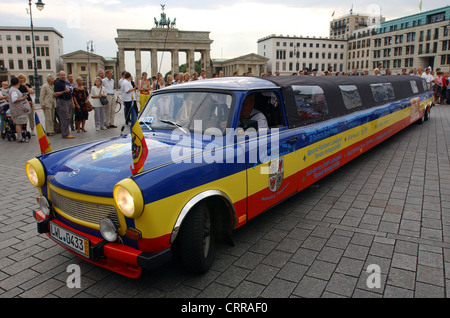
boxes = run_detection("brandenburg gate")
[115,5,213,78]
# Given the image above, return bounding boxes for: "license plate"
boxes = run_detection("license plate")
[50,223,90,258]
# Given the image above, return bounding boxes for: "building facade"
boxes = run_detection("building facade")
[330,13,379,40]
[257,35,348,75]
[0,26,63,84]
[211,53,269,77]
[349,6,450,74]
[260,6,450,76]
[60,50,118,88]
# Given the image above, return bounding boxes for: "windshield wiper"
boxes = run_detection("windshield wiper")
[139,120,153,131]
[159,119,189,134]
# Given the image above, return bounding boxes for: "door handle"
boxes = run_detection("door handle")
[287,137,299,143]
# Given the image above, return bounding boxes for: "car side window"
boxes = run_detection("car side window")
[292,85,329,121]
[371,83,396,103]
[339,85,363,110]
[410,81,419,94]
[253,91,285,129]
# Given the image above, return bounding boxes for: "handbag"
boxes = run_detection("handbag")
[100,96,108,105]
[85,100,93,112]
[82,89,93,112]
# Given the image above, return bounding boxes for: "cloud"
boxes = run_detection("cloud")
[2,0,445,76]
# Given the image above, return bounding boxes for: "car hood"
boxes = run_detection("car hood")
[47,133,182,196]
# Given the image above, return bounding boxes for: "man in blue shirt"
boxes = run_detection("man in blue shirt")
[53,70,75,139]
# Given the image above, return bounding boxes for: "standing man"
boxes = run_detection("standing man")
[39,74,56,136]
[421,67,435,91]
[98,69,105,80]
[67,74,76,131]
[54,71,75,139]
[102,69,116,128]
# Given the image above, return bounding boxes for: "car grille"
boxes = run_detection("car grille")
[49,188,120,229]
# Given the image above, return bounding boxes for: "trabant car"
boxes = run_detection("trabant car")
[26,76,432,278]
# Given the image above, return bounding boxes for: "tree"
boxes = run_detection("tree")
[166,59,202,78]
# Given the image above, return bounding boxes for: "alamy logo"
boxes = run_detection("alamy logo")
[66,264,81,289]
[366,264,381,289]
[170,120,280,174]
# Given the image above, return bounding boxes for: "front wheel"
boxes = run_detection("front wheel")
[177,203,216,274]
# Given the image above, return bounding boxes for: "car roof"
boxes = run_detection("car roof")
[161,76,279,91]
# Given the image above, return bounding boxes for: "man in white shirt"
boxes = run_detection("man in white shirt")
[102,70,116,128]
[239,94,268,132]
[121,72,137,125]
[421,68,435,91]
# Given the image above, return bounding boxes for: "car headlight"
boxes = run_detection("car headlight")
[113,179,144,219]
[99,218,118,242]
[25,159,46,188]
[38,196,51,216]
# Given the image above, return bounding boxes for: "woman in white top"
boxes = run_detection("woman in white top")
[91,77,107,131]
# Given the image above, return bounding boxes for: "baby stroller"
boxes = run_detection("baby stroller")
[0,103,15,141]
[0,103,31,142]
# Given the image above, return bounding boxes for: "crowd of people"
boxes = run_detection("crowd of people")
[277,65,449,105]
[0,69,120,142]
[1,64,449,144]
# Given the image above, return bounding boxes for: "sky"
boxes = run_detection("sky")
[1,0,444,76]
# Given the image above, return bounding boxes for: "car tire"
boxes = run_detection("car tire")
[178,202,216,274]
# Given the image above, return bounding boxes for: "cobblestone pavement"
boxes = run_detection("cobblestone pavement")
[0,105,450,299]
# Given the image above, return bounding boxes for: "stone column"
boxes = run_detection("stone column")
[187,49,195,75]
[151,49,158,76]
[71,63,78,78]
[171,49,179,76]
[135,49,141,79]
[118,48,125,74]
[200,50,211,77]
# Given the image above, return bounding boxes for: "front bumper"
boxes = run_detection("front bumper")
[33,209,172,279]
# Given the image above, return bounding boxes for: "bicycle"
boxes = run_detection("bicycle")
[115,95,123,113]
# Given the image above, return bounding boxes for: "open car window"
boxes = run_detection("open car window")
[141,92,232,135]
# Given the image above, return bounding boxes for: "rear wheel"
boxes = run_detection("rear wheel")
[177,203,216,274]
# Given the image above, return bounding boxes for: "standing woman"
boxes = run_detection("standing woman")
[8,77,31,143]
[435,71,444,105]
[17,74,35,136]
[138,72,151,112]
[72,77,89,133]
[91,77,107,131]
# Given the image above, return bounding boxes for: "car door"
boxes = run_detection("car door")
[242,90,300,221]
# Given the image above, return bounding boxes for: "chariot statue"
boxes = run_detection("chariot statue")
[154,4,176,28]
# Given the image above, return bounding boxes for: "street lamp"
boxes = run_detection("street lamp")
[86,40,94,88]
[28,0,45,104]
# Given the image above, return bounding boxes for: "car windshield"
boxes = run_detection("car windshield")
[140,91,233,135]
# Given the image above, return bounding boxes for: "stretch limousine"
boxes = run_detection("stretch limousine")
[26,75,432,278]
